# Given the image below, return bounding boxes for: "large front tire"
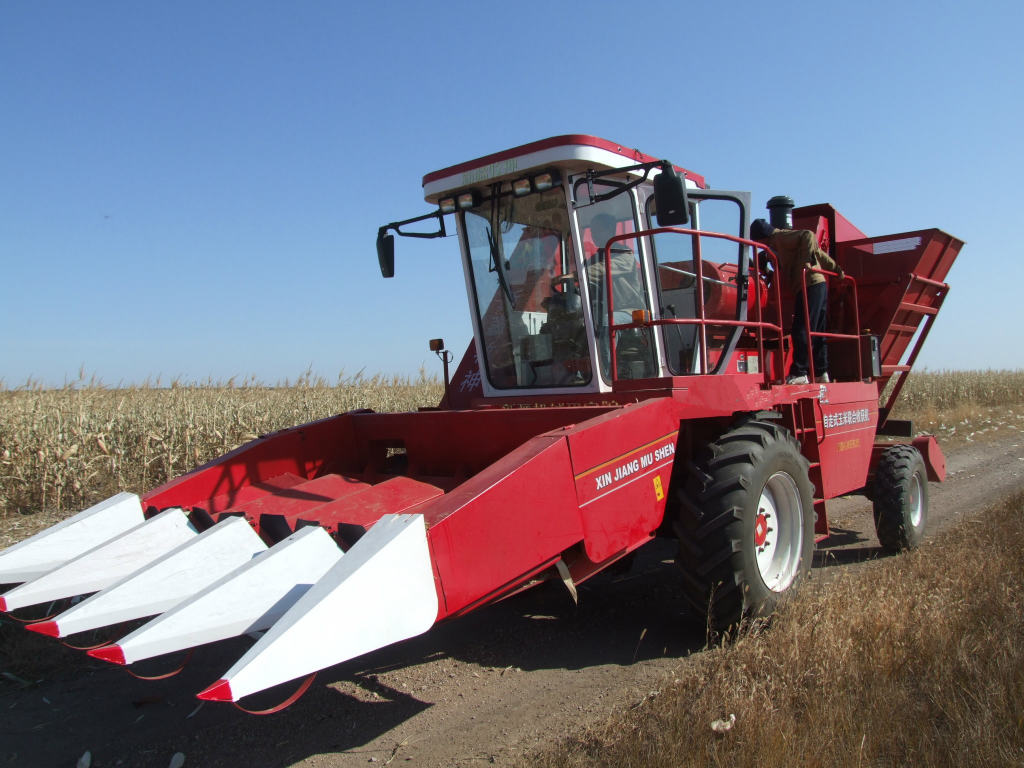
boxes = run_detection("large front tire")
[675,420,815,632]
[872,445,928,552]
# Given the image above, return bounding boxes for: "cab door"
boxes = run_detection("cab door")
[644,190,753,375]
[572,177,658,383]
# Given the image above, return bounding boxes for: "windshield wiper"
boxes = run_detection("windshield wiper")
[486,225,515,307]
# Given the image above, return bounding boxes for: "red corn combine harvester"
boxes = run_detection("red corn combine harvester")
[0,136,962,711]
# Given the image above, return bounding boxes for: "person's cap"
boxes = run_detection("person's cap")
[750,219,774,241]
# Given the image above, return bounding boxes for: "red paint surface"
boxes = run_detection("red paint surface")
[422,134,706,190]
[126,174,961,633]
[755,515,769,547]
[26,621,59,637]
[87,645,127,665]
[196,679,234,702]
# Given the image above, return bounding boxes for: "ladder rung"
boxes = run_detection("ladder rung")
[898,301,939,316]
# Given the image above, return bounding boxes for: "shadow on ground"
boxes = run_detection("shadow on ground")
[1,526,894,767]
[0,540,706,767]
[814,525,891,567]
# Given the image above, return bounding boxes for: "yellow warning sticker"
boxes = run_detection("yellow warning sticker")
[653,475,664,501]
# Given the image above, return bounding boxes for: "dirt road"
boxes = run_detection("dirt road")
[3,429,1023,768]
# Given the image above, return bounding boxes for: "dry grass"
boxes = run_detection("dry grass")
[1,370,1020,537]
[886,369,1024,449]
[887,369,1024,439]
[2,369,1022,539]
[526,492,1024,768]
[889,369,1024,412]
[0,371,442,545]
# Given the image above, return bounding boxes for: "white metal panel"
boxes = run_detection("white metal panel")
[107,524,343,664]
[423,144,643,201]
[47,516,267,636]
[201,513,437,701]
[0,492,144,583]
[0,509,195,612]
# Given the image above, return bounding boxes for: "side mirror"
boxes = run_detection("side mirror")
[376,230,395,278]
[653,162,689,226]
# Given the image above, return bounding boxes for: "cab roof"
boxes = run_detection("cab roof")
[421,134,705,203]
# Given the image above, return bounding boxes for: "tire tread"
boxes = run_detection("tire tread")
[674,419,813,631]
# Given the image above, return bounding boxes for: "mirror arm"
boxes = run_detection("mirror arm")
[379,209,447,240]
[573,160,673,208]
[375,209,448,278]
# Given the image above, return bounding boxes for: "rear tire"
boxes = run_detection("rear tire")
[872,445,928,552]
[674,419,815,632]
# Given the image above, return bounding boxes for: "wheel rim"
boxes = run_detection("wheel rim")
[754,472,804,592]
[908,473,923,528]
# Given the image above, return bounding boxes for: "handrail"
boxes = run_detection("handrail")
[658,263,735,289]
[600,227,786,385]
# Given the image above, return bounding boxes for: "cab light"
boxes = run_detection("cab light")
[457,192,481,210]
[512,178,532,197]
[532,170,560,191]
[439,198,456,214]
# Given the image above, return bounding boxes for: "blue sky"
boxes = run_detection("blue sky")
[2,1,1020,387]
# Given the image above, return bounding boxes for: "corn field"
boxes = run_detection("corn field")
[0,372,442,524]
[1,370,1021,527]
[887,369,1024,412]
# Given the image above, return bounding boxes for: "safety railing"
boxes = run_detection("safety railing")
[600,228,787,386]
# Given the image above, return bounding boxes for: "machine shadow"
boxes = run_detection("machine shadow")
[1,540,707,767]
[814,525,891,567]
[0,631,433,768]
[4,534,884,767]
[360,538,710,676]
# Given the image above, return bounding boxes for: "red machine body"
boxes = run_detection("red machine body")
[0,135,963,707]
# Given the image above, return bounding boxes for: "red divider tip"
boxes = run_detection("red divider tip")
[26,621,60,637]
[87,645,127,665]
[0,596,8,612]
[196,679,234,702]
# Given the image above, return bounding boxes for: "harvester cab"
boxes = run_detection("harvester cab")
[2,135,963,711]
[379,136,769,399]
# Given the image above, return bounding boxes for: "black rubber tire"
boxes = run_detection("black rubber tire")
[674,419,815,632]
[872,445,928,552]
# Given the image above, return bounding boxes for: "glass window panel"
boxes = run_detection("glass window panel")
[650,196,744,374]
[575,180,656,382]
[463,187,592,389]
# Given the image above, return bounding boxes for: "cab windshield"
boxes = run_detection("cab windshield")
[463,187,592,389]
